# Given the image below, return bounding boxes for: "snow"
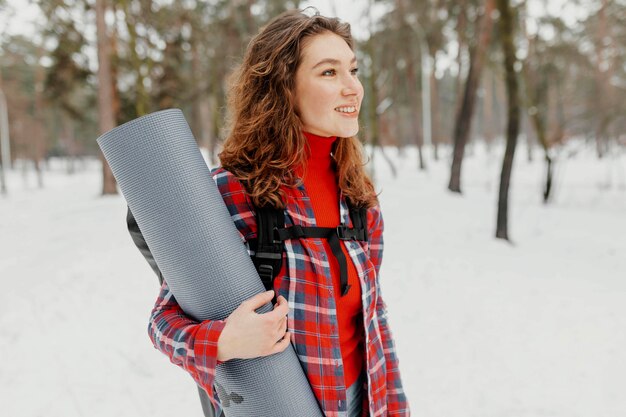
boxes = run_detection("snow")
[1,142,625,417]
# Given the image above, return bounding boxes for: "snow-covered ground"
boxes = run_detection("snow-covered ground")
[1,142,624,417]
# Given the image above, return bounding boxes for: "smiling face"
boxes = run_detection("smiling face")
[294,31,364,138]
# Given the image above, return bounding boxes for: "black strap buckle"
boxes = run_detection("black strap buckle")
[276,225,306,241]
[336,225,358,241]
[258,264,274,279]
[258,264,274,289]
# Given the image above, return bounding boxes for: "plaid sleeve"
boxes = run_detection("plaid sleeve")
[368,205,410,415]
[211,167,257,242]
[148,280,226,410]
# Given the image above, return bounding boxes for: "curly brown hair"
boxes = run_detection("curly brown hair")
[219,9,377,209]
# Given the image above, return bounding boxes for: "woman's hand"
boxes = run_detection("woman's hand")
[216,290,290,362]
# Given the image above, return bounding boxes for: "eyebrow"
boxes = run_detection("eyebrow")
[311,56,357,69]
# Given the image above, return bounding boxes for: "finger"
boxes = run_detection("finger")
[279,331,291,348]
[273,294,286,307]
[269,331,291,355]
[269,295,289,319]
[242,290,274,311]
[276,316,287,334]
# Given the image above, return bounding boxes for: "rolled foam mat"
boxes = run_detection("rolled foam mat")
[97,109,323,417]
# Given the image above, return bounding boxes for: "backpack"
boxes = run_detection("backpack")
[126,202,369,296]
[249,203,368,297]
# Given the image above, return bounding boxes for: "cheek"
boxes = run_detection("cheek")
[309,83,333,106]
[356,80,365,101]
[303,84,334,115]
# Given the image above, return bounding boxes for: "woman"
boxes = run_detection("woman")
[138,9,409,417]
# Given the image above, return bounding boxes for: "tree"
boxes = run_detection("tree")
[0,35,48,184]
[41,0,92,174]
[0,69,7,195]
[96,0,117,195]
[448,0,496,193]
[396,0,426,170]
[590,0,617,158]
[521,31,560,203]
[495,0,520,241]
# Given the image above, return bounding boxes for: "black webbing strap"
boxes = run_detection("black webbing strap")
[275,224,364,296]
[348,206,368,242]
[252,204,368,297]
[253,207,285,291]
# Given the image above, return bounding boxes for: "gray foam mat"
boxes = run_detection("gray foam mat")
[97,109,322,417]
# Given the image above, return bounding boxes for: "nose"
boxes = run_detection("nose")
[341,86,356,96]
[341,74,361,97]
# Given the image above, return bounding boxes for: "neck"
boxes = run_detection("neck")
[303,131,337,162]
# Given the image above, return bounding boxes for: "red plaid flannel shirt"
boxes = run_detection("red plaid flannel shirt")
[148,167,410,416]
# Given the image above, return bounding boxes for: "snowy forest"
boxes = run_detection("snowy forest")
[0,0,625,416]
[2,0,625,237]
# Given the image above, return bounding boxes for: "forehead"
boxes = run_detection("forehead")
[300,32,355,65]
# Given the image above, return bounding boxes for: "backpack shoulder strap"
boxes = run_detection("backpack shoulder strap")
[249,201,369,296]
[347,204,369,242]
[251,206,284,291]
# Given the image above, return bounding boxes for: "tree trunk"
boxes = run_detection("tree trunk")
[0,158,5,196]
[483,68,495,146]
[0,78,6,195]
[191,38,203,145]
[0,70,10,195]
[210,95,221,166]
[207,50,221,166]
[199,98,213,161]
[365,39,380,181]
[34,46,46,189]
[96,0,118,195]
[121,0,149,117]
[495,0,520,241]
[405,61,425,170]
[62,114,77,174]
[448,0,496,193]
[529,105,554,203]
[110,12,121,123]
[525,117,533,163]
[430,57,440,161]
[528,111,554,203]
[453,0,467,118]
[522,31,555,204]
[593,0,614,159]
[378,112,398,178]
[397,0,425,170]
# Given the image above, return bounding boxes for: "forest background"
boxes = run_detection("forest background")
[2,0,624,233]
[0,0,625,416]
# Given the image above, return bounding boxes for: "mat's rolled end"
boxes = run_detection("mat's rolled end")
[97,108,184,148]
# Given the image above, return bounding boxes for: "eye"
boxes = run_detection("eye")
[322,69,336,76]
[351,67,359,75]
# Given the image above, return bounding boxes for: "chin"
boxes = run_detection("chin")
[308,121,359,138]
[336,124,360,138]
[341,128,359,138]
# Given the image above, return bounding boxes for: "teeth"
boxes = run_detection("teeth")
[335,106,356,113]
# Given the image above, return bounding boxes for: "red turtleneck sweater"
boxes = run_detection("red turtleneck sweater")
[299,131,364,388]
